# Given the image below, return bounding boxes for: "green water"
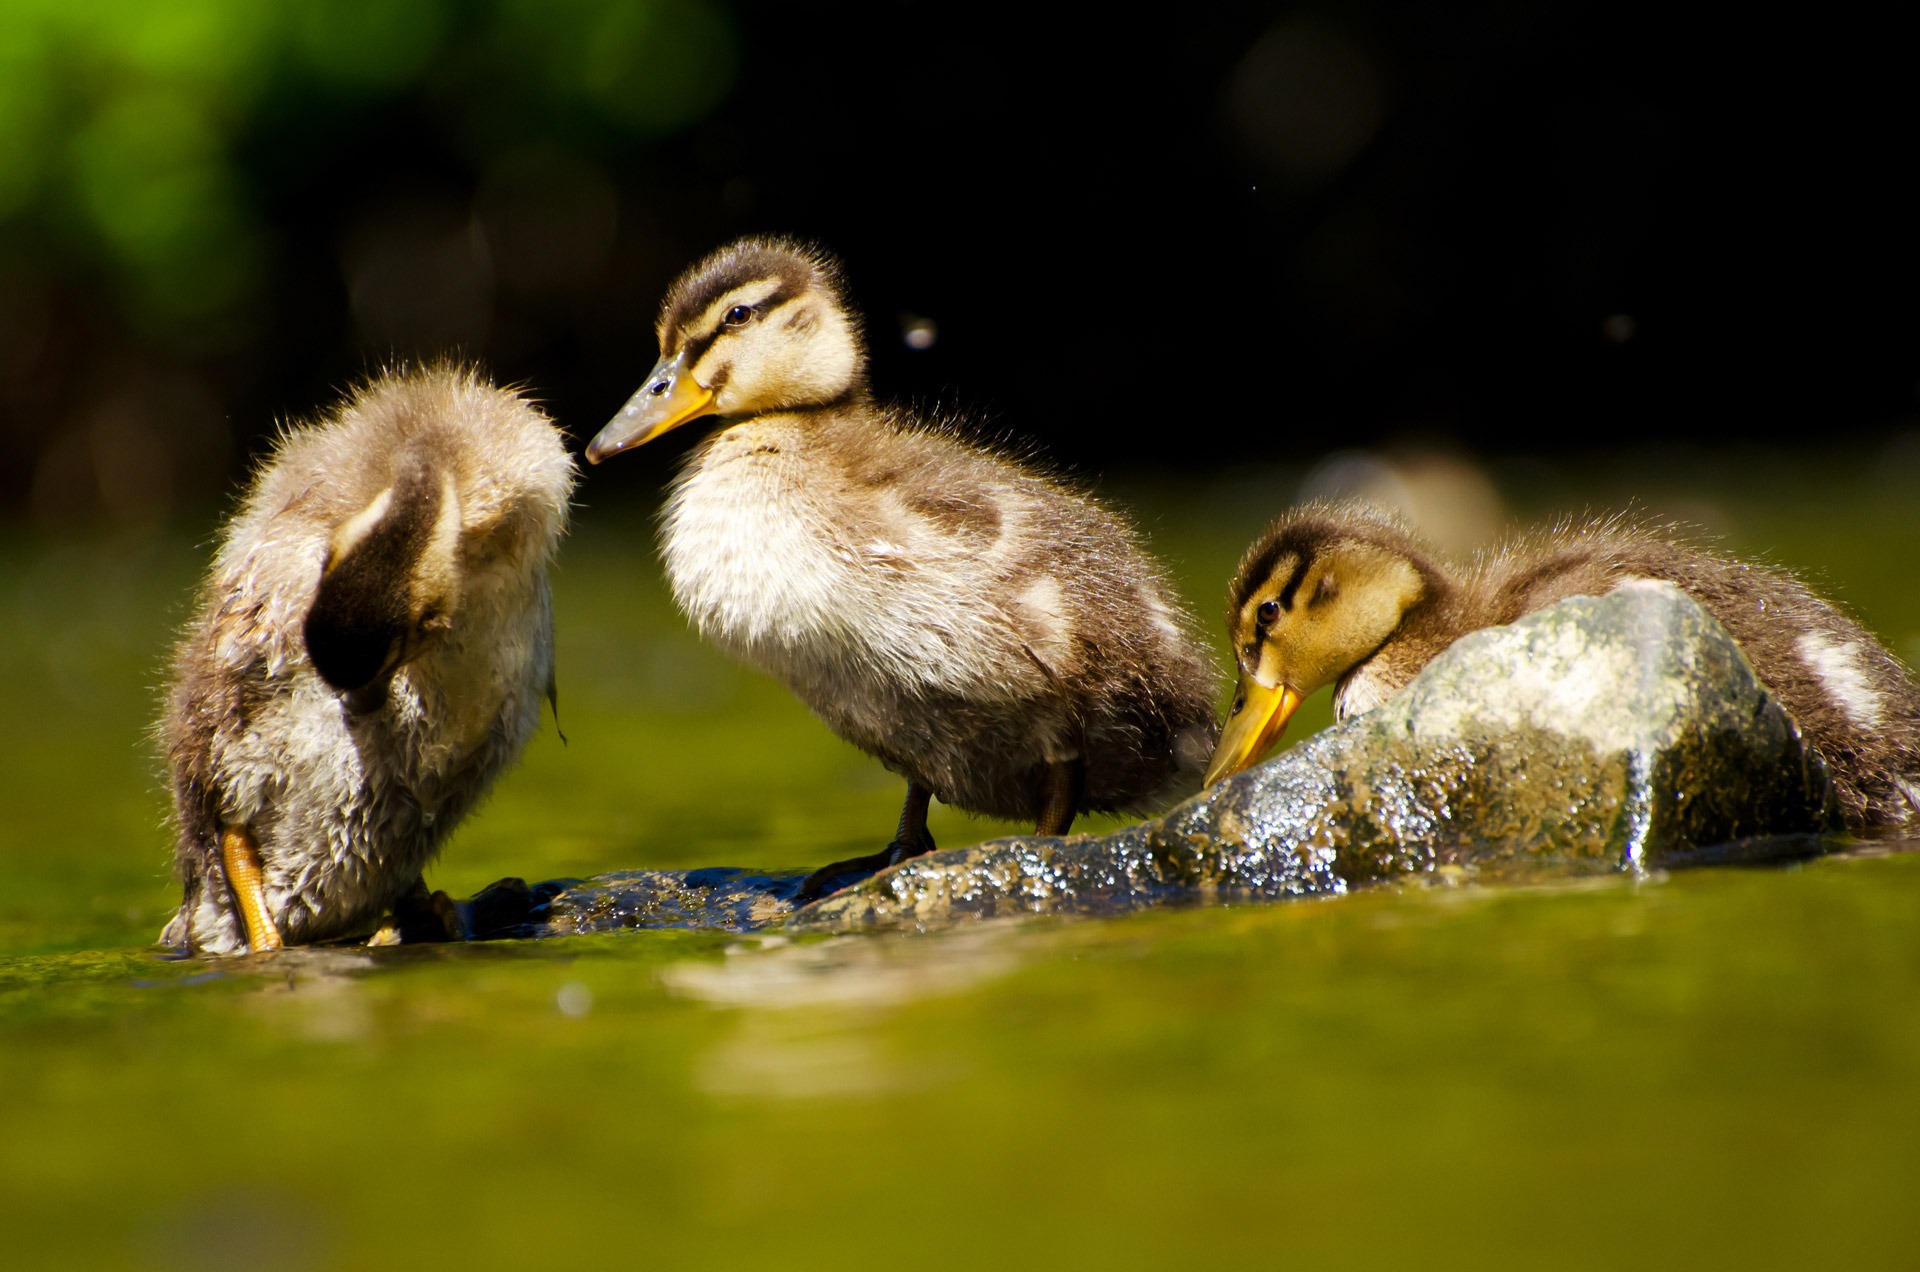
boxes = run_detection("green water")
[5,452,1920,1269]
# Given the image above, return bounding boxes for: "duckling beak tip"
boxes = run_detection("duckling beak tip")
[1203,681,1303,787]
[586,353,715,463]
[583,427,629,466]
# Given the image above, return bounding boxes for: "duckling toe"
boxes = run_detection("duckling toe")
[369,878,469,945]
[797,827,937,902]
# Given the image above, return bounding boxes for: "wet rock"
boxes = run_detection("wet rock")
[536,868,802,935]
[789,583,1841,932]
[434,869,800,939]
[484,585,1838,938]
[458,877,578,939]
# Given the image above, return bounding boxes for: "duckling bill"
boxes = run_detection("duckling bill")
[1208,501,1920,832]
[160,366,574,955]
[587,237,1219,897]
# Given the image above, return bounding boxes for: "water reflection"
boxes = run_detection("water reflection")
[664,930,1023,1010]
[662,929,1030,1099]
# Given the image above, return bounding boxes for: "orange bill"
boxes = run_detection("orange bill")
[585,349,716,463]
[1203,679,1304,787]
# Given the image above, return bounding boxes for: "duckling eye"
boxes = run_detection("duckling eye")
[1256,599,1279,626]
[723,304,754,327]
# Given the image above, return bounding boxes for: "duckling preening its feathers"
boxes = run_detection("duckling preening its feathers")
[588,237,1219,895]
[1208,501,1920,831]
[161,366,574,955]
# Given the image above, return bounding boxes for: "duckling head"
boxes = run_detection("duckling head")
[295,366,574,714]
[586,236,864,463]
[303,448,465,712]
[1205,505,1432,786]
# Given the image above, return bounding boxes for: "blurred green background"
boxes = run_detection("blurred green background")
[5,3,1920,1269]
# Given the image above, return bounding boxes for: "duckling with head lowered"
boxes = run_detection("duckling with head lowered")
[161,366,574,955]
[1207,500,1920,830]
[587,237,1218,896]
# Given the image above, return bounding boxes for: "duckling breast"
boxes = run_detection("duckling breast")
[662,418,1057,702]
[663,418,860,659]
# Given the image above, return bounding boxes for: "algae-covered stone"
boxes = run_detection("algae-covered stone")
[788,583,1841,932]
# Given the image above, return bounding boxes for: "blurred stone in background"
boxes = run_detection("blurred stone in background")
[1299,447,1506,557]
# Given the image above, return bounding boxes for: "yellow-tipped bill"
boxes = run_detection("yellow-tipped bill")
[585,349,716,464]
[1204,679,1304,787]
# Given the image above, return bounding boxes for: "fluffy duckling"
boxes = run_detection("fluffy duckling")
[160,366,574,955]
[586,237,1217,895]
[1207,501,1920,830]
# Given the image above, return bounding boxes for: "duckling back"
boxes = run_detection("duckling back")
[1473,520,1920,829]
[160,365,574,954]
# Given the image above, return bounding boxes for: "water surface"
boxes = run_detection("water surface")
[4,453,1919,1268]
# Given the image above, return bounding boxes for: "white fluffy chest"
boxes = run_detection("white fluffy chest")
[660,423,1044,699]
[663,424,860,659]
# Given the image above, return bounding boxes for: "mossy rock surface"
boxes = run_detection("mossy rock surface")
[506,584,1841,937]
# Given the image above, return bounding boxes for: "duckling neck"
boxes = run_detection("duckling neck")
[717,381,873,428]
[413,572,552,754]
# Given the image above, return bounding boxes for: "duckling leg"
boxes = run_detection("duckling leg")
[797,782,938,902]
[891,781,935,854]
[220,825,282,953]
[1035,758,1085,836]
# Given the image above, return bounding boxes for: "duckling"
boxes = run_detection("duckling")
[586,237,1218,896]
[159,365,575,955]
[1207,500,1920,830]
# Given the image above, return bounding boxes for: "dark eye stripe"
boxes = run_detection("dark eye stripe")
[679,281,796,363]
[1276,554,1312,611]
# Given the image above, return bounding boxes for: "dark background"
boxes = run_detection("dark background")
[2,0,1912,527]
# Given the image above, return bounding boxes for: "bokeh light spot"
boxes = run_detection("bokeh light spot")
[1228,19,1388,183]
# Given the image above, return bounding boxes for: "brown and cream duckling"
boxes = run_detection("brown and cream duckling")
[586,237,1218,896]
[1207,500,1920,831]
[159,365,574,955]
